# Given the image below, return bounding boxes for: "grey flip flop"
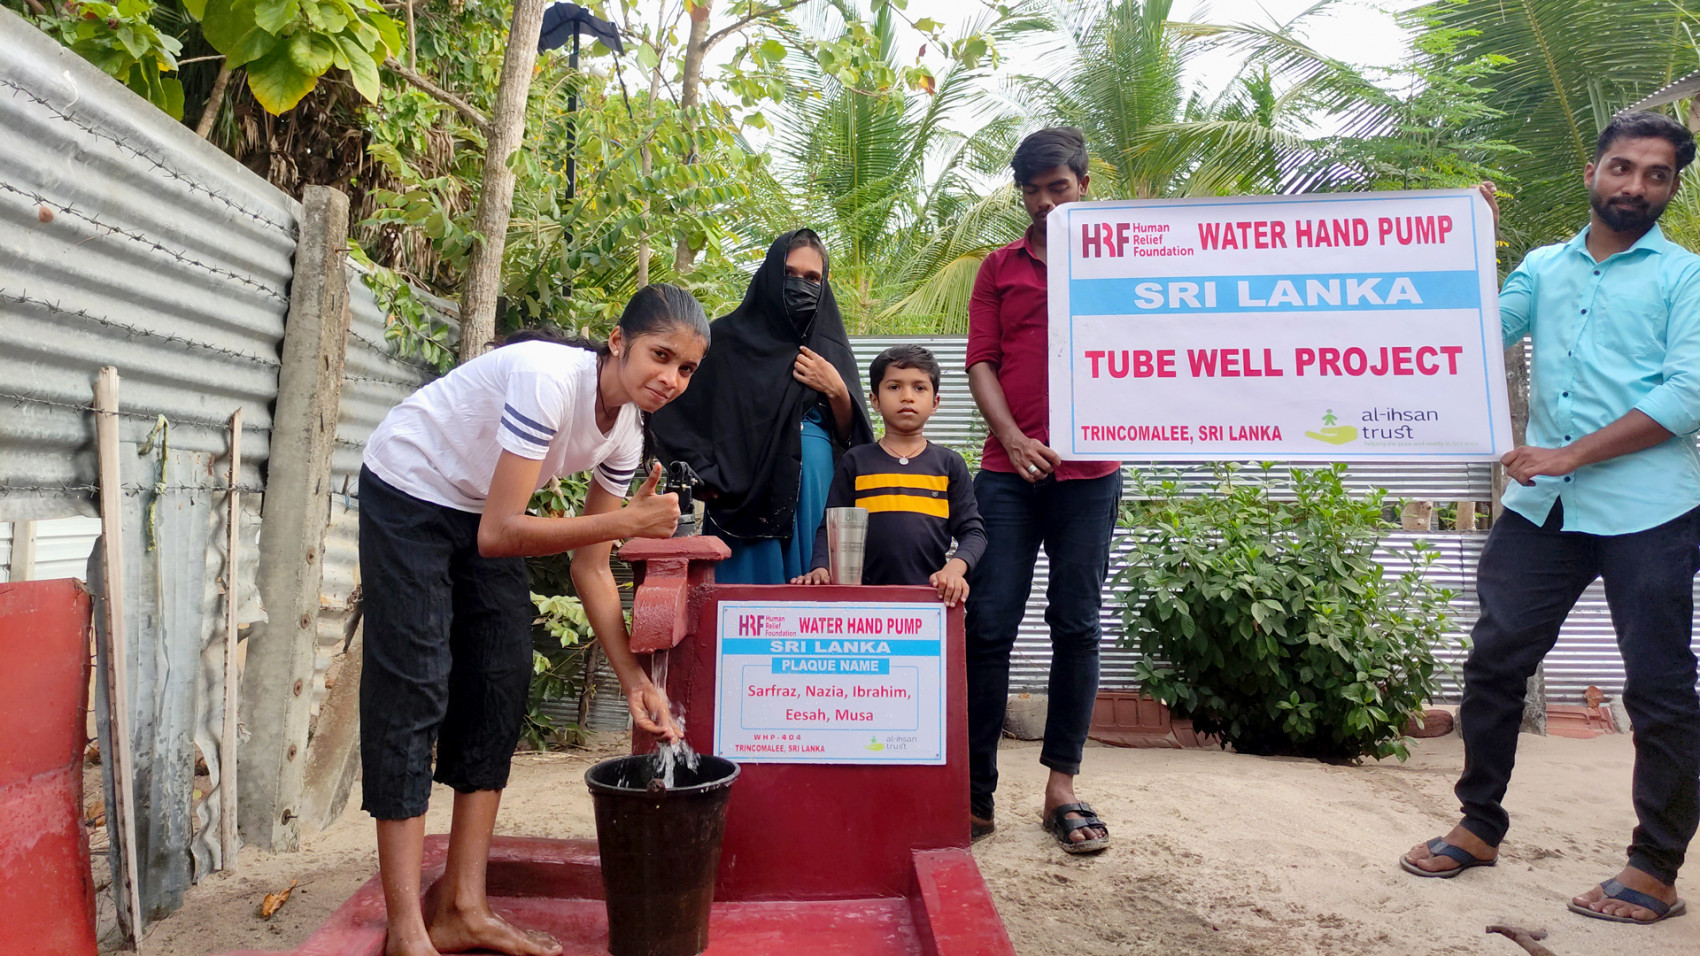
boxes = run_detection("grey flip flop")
[1567,878,1688,924]
[1399,837,1496,878]
[1043,802,1110,855]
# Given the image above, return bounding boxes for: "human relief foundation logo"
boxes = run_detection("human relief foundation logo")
[1304,408,1359,445]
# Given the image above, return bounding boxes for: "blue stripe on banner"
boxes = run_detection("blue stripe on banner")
[721,638,941,656]
[501,417,552,447]
[502,403,556,436]
[1068,270,1480,316]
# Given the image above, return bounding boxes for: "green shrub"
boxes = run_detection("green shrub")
[1118,464,1461,761]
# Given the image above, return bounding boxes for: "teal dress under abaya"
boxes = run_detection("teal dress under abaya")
[709,408,834,584]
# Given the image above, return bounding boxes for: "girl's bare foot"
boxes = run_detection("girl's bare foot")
[384,923,441,956]
[426,894,562,956]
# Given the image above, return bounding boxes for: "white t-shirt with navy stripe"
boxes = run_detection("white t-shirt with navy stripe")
[364,342,642,512]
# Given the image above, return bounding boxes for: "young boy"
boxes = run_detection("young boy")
[791,344,986,605]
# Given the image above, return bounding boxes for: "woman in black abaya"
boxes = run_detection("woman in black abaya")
[649,229,874,582]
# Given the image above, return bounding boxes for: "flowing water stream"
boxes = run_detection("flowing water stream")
[644,648,699,789]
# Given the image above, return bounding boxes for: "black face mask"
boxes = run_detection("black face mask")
[783,276,821,324]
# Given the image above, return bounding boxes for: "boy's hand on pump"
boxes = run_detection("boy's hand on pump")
[624,463,681,538]
[930,559,970,607]
[790,568,831,585]
[630,680,683,742]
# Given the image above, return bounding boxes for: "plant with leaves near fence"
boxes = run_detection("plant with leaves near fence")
[1116,463,1463,761]
[521,472,597,748]
[526,589,596,749]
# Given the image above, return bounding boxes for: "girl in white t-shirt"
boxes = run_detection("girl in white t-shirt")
[359,284,707,956]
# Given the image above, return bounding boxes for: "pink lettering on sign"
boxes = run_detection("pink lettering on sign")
[1293,345,1464,377]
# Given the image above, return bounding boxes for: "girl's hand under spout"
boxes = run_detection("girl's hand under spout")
[629,680,683,742]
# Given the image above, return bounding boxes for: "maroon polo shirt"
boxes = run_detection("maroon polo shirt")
[966,234,1121,481]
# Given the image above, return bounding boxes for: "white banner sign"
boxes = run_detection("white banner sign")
[1047,190,1513,460]
[714,600,946,765]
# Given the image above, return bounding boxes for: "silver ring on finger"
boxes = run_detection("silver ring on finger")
[1026,463,1040,475]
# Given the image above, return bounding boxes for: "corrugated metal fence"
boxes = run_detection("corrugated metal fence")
[846,335,1697,703]
[0,11,452,932]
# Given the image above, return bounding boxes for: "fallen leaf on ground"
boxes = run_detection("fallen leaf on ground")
[260,880,298,919]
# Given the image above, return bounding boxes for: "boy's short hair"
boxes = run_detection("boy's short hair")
[869,344,941,392]
[1012,127,1089,186]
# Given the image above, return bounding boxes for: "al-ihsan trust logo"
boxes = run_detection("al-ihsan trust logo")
[1305,408,1358,445]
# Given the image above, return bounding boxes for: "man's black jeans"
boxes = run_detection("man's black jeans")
[1457,499,1700,885]
[965,469,1122,819]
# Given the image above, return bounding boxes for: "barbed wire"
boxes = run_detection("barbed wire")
[0,390,272,434]
[347,328,441,377]
[2,181,289,304]
[6,288,435,383]
[0,78,297,237]
[2,289,282,369]
[0,482,267,496]
[342,370,425,389]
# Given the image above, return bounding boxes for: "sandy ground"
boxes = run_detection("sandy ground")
[133,732,1699,956]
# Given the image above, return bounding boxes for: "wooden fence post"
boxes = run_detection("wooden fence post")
[93,367,145,947]
[7,520,35,580]
[220,410,242,869]
[240,186,352,850]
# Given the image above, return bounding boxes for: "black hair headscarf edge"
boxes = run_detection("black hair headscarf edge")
[648,231,874,539]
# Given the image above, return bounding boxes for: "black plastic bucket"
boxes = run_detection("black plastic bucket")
[585,753,740,956]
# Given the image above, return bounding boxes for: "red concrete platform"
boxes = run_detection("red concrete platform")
[208,549,1016,956]
[207,836,1009,956]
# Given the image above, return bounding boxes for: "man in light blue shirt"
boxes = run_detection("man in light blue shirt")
[1401,112,1700,925]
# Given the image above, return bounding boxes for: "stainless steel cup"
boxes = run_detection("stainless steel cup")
[825,507,869,585]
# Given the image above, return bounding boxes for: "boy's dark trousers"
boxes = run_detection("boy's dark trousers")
[1456,498,1700,885]
[965,469,1122,819]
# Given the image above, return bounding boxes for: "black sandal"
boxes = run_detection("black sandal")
[1043,802,1110,855]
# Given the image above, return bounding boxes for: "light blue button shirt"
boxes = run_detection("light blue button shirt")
[1499,223,1700,534]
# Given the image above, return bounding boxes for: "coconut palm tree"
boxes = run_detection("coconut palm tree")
[1417,0,1700,260]
[767,1,1047,331]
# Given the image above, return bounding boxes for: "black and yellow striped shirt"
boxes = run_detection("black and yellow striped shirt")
[810,443,987,586]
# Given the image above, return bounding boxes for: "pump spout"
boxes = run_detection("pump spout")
[618,536,730,653]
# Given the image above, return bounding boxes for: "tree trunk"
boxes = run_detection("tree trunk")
[459,0,548,361]
[196,60,233,139]
[672,1,712,276]
[636,18,667,289]
[636,145,652,288]
[1492,337,1544,733]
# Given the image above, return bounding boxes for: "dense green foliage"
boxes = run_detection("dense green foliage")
[19,0,1700,332]
[17,0,1700,752]
[38,0,187,116]
[1417,0,1700,263]
[1119,465,1460,761]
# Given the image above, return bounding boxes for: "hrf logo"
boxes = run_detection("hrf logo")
[1081,221,1132,258]
[738,614,762,636]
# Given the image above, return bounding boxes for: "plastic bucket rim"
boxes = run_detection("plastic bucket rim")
[584,753,741,797]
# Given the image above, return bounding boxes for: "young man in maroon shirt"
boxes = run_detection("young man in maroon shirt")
[965,127,1122,853]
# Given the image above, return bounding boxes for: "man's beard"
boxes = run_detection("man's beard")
[1590,188,1666,232]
